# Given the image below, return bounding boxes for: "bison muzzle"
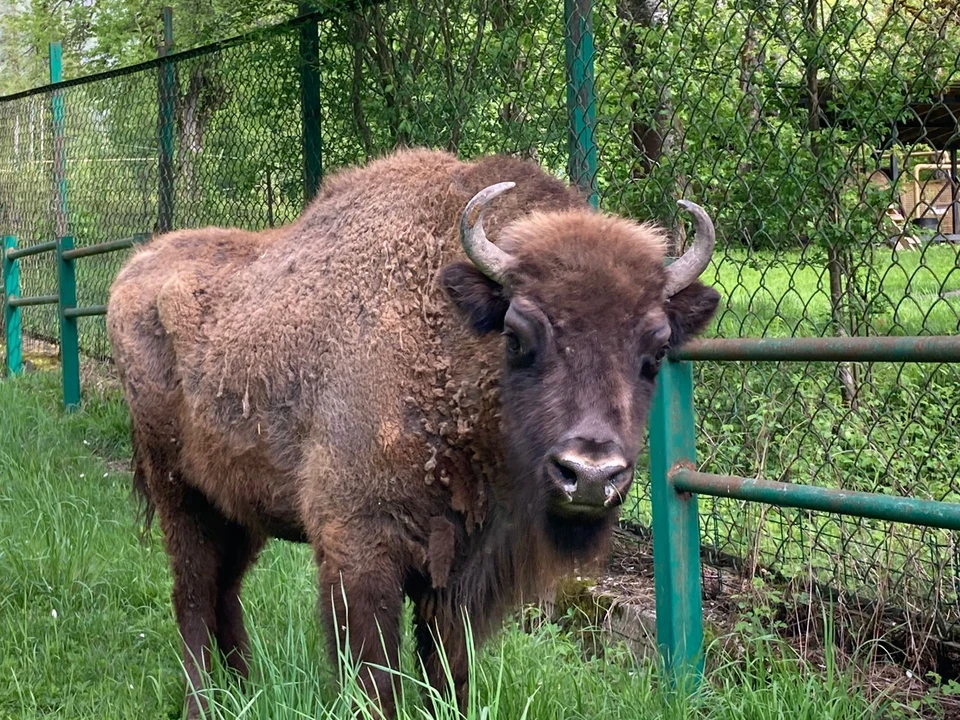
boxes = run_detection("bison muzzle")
[106,147,720,719]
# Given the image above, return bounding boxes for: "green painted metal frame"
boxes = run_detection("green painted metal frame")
[63,305,108,319]
[61,235,141,261]
[6,240,58,260]
[299,2,322,203]
[57,235,81,410]
[650,342,960,690]
[9,295,58,308]
[157,7,175,234]
[675,336,960,363]
[1,234,144,404]
[564,0,598,208]
[49,42,81,412]
[3,237,59,376]
[50,42,68,240]
[3,235,21,376]
[649,358,704,684]
[672,469,960,531]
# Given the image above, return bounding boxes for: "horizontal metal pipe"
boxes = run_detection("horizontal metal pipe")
[8,294,59,308]
[63,304,106,318]
[0,0,384,103]
[5,240,58,261]
[672,336,960,363]
[61,237,137,261]
[671,468,960,532]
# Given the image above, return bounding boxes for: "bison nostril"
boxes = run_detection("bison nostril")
[552,459,580,489]
[604,474,635,508]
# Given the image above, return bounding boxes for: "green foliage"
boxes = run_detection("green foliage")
[0,0,299,96]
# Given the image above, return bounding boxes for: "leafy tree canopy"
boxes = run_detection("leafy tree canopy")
[0,0,301,95]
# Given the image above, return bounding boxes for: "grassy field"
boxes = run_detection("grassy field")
[707,244,960,338]
[0,371,934,719]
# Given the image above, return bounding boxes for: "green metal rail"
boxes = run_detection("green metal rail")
[8,295,59,308]
[2,232,144,394]
[2,236,22,375]
[671,469,960,532]
[6,240,58,261]
[158,7,175,234]
[675,336,960,363]
[63,305,109,319]
[299,1,323,203]
[564,0,598,208]
[650,324,960,688]
[3,235,61,377]
[61,235,140,261]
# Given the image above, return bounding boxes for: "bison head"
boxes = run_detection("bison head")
[440,183,719,555]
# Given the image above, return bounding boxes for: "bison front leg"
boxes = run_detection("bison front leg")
[317,547,404,720]
[412,594,471,714]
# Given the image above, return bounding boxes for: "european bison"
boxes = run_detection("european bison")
[106,147,720,718]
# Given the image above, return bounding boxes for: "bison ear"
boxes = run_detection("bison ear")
[439,261,509,335]
[664,281,721,348]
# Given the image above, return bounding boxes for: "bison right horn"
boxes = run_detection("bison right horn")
[664,199,716,297]
[459,182,516,285]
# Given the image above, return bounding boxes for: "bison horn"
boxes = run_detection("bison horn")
[664,199,717,297]
[459,182,516,285]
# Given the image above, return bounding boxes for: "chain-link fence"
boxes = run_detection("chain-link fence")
[2,0,960,638]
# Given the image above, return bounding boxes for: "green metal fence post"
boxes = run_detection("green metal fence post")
[57,235,80,410]
[564,0,598,208]
[649,357,704,686]
[157,7,175,234]
[299,2,322,204]
[50,42,68,239]
[3,235,22,376]
[50,42,80,411]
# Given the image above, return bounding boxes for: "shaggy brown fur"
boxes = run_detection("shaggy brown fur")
[107,147,720,718]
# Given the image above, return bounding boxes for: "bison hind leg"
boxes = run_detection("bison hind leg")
[214,523,266,679]
[129,423,156,539]
[142,453,260,718]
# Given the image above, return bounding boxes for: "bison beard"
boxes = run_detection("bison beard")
[107,147,720,719]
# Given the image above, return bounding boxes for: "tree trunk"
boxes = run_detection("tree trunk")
[345,15,374,157]
[805,0,858,408]
[617,0,673,176]
[491,1,538,161]
[361,3,408,146]
[616,0,683,252]
[176,61,227,204]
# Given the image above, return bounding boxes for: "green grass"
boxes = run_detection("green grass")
[706,244,960,338]
[0,371,922,719]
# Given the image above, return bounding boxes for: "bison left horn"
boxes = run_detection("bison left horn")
[459,182,516,285]
[665,200,716,297]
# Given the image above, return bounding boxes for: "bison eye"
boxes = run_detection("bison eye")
[641,345,669,380]
[503,329,535,368]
